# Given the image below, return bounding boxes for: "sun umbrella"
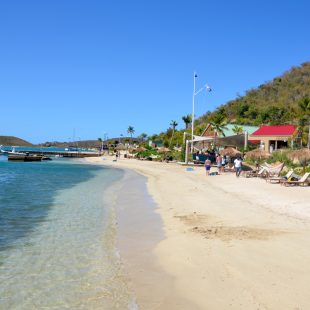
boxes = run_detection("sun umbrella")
[158,147,170,153]
[115,144,126,150]
[220,147,241,157]
[288,149,310,173]
[245,148,271,160]
[135,147,146,152]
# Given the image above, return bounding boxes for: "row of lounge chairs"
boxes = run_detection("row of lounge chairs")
[243,162,310,187]
[244,163,284,178]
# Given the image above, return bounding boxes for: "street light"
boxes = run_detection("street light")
[191,72,212,153]
[100,132,107,154]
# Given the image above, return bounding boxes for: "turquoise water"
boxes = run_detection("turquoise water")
[0,158,137,309]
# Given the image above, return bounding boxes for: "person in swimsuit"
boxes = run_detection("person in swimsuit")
[216,154,222,174]
[204,158,211,176]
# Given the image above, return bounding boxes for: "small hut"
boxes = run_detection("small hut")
[245,148,271,160]
[288,149,310,173]
[158,147,170,153]
[220,147,241,157]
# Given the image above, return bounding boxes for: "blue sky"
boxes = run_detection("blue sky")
[0,0,309,143]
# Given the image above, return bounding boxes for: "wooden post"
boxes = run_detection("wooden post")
[185,140,189,164]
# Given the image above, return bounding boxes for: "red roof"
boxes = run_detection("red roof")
[251,125,296,136]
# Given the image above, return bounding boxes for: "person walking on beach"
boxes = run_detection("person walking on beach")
[204,157,211,176]
[216,154,222,175]
[234,156,242,177]
[221,155,226,173]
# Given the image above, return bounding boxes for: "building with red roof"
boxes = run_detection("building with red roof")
[249,125,297,153]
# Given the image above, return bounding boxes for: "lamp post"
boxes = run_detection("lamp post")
[191,72,211,153]
[101,133,107,154]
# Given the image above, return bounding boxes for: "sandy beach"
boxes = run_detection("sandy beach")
[86,156,310,310]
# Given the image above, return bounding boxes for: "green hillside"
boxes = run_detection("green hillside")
[0,136,33,146]
[151,62,310,148]
[195,61,310,130]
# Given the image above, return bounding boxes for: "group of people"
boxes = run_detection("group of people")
[205,153,242,177]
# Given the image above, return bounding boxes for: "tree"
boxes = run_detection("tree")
[297,115,310,147]
[127,126,135,144]
[182,115,192,129]
[298,97,310,148]
[298,97,310,116]
[138,133,148,142]
[98,137,102,142]
[232,125,243,135]
[209,113,227,149]
[169,120,178,148]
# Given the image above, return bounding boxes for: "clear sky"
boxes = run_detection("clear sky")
[0,0,309,143]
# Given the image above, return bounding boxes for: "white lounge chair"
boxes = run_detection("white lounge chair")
[266,170,294,183]
[281,172,310,187]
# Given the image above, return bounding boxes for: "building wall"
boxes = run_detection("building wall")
[250,135,292,152]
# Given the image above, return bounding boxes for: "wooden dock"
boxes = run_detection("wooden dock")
[8,155,43,161]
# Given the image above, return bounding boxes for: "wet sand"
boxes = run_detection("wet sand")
[86,156,310,310]
[114,169,197,309]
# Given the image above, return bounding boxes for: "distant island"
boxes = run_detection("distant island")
[0,136,34,147]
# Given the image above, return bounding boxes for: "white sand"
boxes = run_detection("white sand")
[86,156,310,310]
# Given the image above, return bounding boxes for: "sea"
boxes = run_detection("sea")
[0,156,139,309]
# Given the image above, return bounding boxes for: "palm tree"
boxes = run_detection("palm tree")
[127,126,135,145]
[297,116,309,147]
[232,125,244,135]
[298,97,310,148]
[138,133,148,143]
[298,97,310,116]
[209,114,227,149]
[182,115,192,129]
[169,120,178,148]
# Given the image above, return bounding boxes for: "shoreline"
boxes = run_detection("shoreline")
[85,156,310,309]
[113,168,196,309]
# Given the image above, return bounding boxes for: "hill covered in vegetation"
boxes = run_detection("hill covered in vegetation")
[150,62,310,148]
[0,136,34,146]
[195,61,310,130]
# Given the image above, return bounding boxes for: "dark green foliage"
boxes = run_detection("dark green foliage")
[153,62,310,151]
[182,115,192,129]
[163,140,169,147]
[180,144,186,162]
[194,62,310,128]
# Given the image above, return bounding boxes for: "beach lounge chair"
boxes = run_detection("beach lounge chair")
[244,167,267,178]
[281,172,310,187]
[265,162,284,177]
[255,162,284,179]
[266,170,293,183]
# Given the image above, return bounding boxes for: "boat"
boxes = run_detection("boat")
[0,145,8,155]
[65,146,79,152]
[41,155,52,160]
[0,146,26,155]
